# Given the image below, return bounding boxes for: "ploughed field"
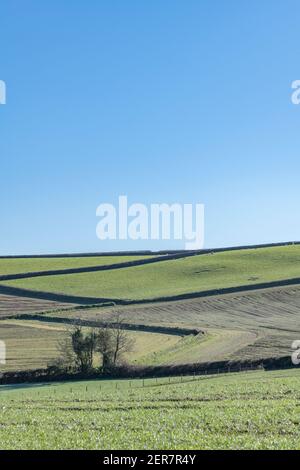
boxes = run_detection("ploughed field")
[0,294,73,317]
[1,369,300,450]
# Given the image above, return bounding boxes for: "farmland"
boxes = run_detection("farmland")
[2,245,300,301]
[0,293,74,317]
[2,283,298,369]
[0,244,299,370]
[0,319,182,371]
[0,244,299,451]
[0,369,300,449]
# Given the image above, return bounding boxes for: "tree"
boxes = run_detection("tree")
[109,312,134,365]
[96,313,135,371]
[71,326,97,373]
[96,327,114,372]
[52,333,76,371]
[52,315,135,375]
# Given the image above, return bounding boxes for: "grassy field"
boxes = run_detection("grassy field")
[0,255,155,276]
[0,369,300,449]
[3,245,300,300]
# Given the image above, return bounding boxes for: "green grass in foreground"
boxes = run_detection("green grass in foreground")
[4,245,300,300]
[0,369,300,449]
[0,255,154,276]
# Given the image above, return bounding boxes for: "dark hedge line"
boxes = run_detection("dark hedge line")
[9,314,202,337]
[0,355,296,385]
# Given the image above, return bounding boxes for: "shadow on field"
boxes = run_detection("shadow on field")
[0,382,54,392]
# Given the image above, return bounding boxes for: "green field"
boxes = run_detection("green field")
[0,255,155,276]
[3,246,300,300]
[1,369,300,449]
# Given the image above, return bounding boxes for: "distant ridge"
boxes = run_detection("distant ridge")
[0,240,299,259]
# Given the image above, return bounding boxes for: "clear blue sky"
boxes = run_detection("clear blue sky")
[1,0,300,254]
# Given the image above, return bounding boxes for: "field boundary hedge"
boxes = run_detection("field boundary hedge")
[1,240,299,259]
[0,356,296,385]
[6,313,202,337]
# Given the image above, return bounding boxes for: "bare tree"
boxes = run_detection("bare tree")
[48,325,77,372]
[96,327,114,372]
[54,334,76,370]
[95,313,135,370]
[109,312,135,365]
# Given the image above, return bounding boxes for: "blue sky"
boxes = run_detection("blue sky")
[1,0,300,254]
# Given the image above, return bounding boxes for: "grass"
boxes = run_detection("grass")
[0,255,155,276]
[3,245,300,301]
[0,369,300,449]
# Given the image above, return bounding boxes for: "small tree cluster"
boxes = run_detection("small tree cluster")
[53,314,134,374]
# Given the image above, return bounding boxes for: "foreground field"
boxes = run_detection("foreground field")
[3,245,300,301]
[1,369,300,449]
